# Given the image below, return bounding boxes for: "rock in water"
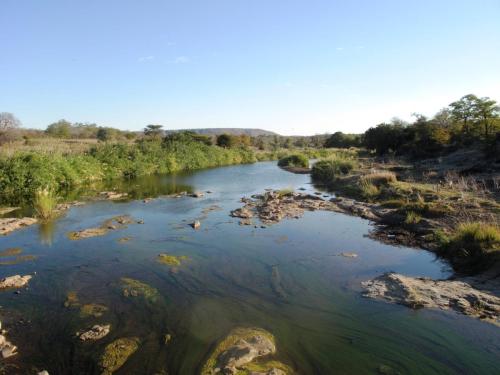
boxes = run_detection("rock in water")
[191,220,201,229]
[362,272,500,326]
[0,274,32,289]
[77,324,111,341]
[0,217,37,236]
[201,327,293,375]
[99,337,140,375]
[0,333,17,358]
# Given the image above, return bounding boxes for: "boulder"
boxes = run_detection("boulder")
[77,324,111,341]
[0,275,32,289]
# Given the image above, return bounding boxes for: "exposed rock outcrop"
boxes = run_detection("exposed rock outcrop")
[0,333,18,358]
[0,218,37,236]
[0,275,32,289]
[77,324,111,341]
[362,272,500,326]
[68,215,135,240]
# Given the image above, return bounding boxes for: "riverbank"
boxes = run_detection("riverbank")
[0,138,338,207]
[308,149,500,275]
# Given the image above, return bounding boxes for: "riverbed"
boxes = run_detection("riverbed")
[0,161,498,374]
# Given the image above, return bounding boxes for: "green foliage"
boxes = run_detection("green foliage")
[325,132,361,148]
[439,222,500,270]
[363,94,499,157]
[311,155,357,182]
[45,119,72,138]
[404,211,422,225]
[277,154,309,168]
[33,188,57,220]
[0,140,257,205]
[359,179,379,199]
[216,133,235,148]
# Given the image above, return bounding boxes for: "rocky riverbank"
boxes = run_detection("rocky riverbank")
[362,272,500,326]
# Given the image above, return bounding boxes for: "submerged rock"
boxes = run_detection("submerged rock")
[121,277,160,303]
[362,272,500,326]
[64,291,80,308]
[157,253,189,266]
[0,217,37,236]
[340,252,358,258]
[99,337,140,375]
[77,324,111,341]
[68,215,135,240]
[98,191,128,200]
[80,303,108,318]
[0,275,32,289]
[201,327,292,375]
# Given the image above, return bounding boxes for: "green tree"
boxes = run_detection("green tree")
[474,96,499,137]
[144,124,164,140]
[449,94,479,135]
[46,119,72,138]
[216,133,235,148]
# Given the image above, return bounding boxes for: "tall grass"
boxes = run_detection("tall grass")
[439,221,500,270]
[33,189,58,220]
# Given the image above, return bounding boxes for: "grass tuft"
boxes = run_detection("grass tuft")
[33,188,57,220]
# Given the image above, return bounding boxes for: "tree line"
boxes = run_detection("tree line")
[325,94,500,157]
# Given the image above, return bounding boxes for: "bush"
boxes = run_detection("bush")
[404,211,422,224]
[277,154,309,168]
[311,156,356,183]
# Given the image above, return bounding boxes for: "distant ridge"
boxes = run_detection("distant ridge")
[166,128,279,136]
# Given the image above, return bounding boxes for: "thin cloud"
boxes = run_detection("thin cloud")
[173,56,190,64]
[138,55,155,62]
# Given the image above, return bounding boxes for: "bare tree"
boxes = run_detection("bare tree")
[0,112,21,131]
[0,112,21,144]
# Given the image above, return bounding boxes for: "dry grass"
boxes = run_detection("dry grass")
[0,138,100,157]
[360,171,397,187]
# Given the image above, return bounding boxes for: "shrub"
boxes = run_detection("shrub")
[311,156,356,182]
[277,154,309,168]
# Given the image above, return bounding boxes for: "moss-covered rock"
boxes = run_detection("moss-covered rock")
[201,327,292,375]
[121,277,160,303]
[99,337,140,375]
[156,253,189,266]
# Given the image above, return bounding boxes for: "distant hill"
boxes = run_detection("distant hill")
[166,128,278,137]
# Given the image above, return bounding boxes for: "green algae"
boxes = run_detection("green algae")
[80,303,108,318]
[121,277,160,303]
[156,253,189,266]
[201,327,285,375]
[99,337,140,375]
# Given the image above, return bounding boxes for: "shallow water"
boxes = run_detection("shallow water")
[0,162,498,374]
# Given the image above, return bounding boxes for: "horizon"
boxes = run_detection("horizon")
[2,0,500,136]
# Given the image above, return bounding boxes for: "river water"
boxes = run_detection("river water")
[0,162,498,374]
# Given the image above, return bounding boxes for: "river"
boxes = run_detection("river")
[0,161,498,374]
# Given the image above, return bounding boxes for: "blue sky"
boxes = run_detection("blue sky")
[1,0,499,135]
